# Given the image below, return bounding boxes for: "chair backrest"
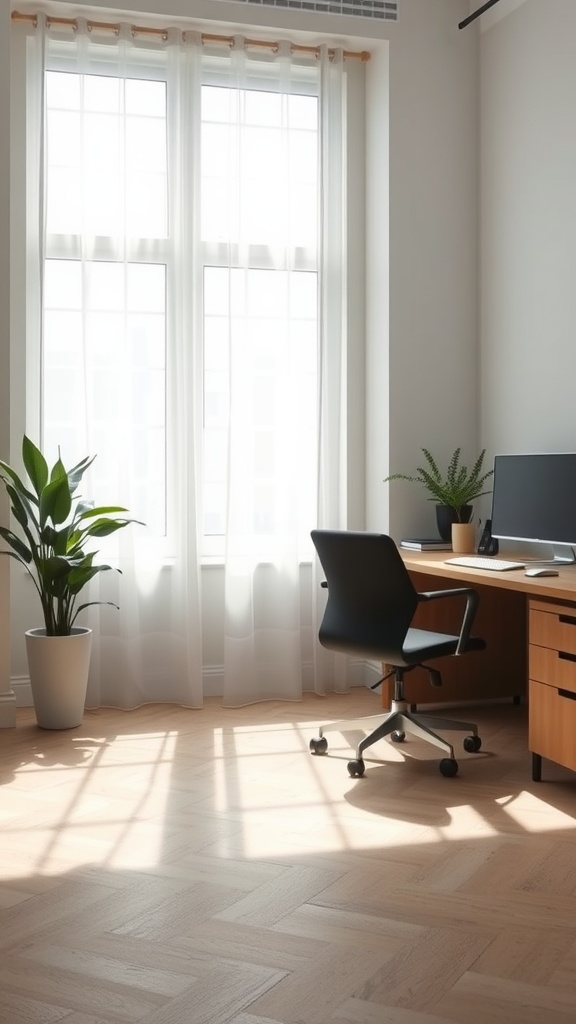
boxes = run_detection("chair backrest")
[311,530,419,661]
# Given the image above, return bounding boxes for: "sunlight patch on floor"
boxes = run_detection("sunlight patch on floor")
[495,791,576,832]
[439,803,500,840]
[6,729,179,877]
[8,714,575,880]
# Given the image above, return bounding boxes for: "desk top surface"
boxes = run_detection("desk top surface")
[400,548,576,603]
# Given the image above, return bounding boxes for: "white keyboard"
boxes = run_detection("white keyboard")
[445,556,526,572]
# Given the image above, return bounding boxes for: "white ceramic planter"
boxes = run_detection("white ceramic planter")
[25,627,92,729]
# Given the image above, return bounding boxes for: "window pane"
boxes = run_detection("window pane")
[43,259,167,535]
[45,71,167,238]
[203,267,318,541]
[201,85,318,250]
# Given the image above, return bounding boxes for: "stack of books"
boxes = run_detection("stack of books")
[400,538,452,551]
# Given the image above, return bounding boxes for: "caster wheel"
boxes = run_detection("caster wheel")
[439,758,458,777]
[391,730,406,743]
[310,736,328,755]
[463,735,482,753]
[347,759,365,778]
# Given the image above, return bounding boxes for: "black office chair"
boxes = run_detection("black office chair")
[310,529,486,777]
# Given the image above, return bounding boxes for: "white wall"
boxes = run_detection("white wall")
[369,0,479,540]
[0,3,15,725]
[480,0,576,456]
[5,0,479,692]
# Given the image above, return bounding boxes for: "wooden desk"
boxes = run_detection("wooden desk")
[398,550,576,780]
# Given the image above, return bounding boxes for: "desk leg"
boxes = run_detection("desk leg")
[532,752,542,782]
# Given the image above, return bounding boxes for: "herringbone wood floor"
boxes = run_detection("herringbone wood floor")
[1,691,576,1024]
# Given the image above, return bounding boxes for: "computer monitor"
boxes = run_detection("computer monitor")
[491,452,576,564]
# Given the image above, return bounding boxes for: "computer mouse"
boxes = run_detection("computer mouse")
[524,567,559,577]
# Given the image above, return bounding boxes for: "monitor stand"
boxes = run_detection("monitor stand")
[537,545,576,565]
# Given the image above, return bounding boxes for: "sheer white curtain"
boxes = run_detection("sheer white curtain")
[19,15,355,709]
[25,16,204,709]
[219,42,350,706]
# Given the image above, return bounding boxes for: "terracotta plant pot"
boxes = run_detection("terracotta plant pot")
[451,522,476,555]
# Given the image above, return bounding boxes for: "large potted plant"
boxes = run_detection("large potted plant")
[384,447,494,544]
[0,436,141,728]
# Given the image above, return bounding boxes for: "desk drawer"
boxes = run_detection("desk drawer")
[529,605,576,656]
[529,679,576,772]
[529,644,576,694]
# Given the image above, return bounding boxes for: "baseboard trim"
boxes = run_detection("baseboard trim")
[203,658,375,697]
[8,659,380,719]
[0,688,18,726]
[12,675,32,708]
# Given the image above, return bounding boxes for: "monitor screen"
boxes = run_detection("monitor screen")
[491,453,576,557]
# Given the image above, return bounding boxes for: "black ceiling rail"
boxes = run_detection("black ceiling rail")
[458,0,502,30]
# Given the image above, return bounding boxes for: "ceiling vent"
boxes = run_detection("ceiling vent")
[209,0,398,23]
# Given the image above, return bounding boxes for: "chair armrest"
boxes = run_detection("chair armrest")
[417,587,480,655]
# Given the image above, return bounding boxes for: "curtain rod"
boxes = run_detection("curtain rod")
[458,0,502,30]
[11,10,370,61]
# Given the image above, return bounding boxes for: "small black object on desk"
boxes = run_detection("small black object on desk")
[477,518,499,555]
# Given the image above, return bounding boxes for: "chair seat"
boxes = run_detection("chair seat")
[402,627,485,664]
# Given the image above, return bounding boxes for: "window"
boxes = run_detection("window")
[15,15,361,705]
[41,42,323,556]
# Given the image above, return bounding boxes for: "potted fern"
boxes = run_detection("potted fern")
[384,447,494,544]
[0,436,141,728]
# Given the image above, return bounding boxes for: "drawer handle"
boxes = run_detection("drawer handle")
[559,614,576,627]
[559,688,576,701]
[559,651,576,664]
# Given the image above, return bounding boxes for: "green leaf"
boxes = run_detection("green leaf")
[65,531,86,556]
[82,518,138,538]
[4,485,41,547]
[0,548,31,569]
[77,505,129,520]
[49,526,73,557]
[22,436,48,497]
[68,562,118,595]
[39,475,72,527]
[0,462,38,507]
[0,526,33,563]
[70,598,120,627]
[43,554,73,580]
[49,456,68,485]
[67,454,96,495]
[5,482,37,532]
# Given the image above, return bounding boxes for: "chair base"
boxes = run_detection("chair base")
[314,698,480,763]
